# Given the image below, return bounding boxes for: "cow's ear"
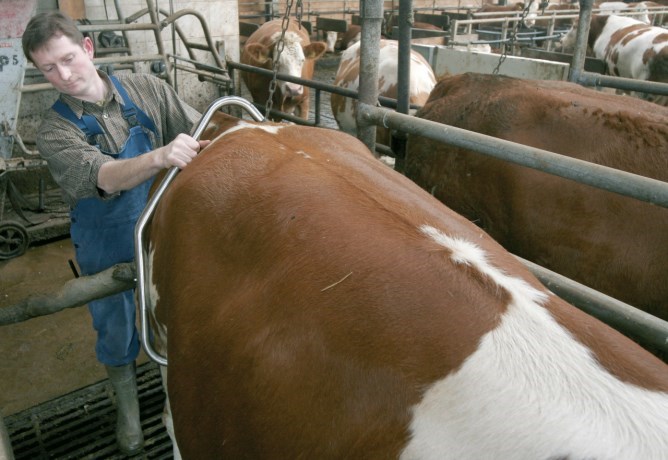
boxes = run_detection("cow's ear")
[245,43,272,64]
[304,42,327,60]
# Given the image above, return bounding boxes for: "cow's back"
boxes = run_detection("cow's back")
[149,113,668,458]
[406,72,668,320]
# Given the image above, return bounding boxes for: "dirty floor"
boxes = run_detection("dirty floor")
[0,237,149,419]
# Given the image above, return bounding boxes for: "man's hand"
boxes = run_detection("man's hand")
[160,133,211,169]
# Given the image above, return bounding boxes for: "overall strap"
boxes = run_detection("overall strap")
[109,75,158,135]
[52,100,103,146]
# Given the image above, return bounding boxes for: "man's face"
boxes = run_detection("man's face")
[30,33,97,99]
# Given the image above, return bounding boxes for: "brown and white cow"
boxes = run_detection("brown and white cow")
[560,14,668,105]
[330,39,436,151]
[147,111,668,459]
[240,19,327,120]
[406,72,668,323]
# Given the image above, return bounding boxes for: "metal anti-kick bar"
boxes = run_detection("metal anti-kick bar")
[135,96,264,366]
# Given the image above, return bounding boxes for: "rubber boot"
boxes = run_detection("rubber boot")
[105,362,144,456]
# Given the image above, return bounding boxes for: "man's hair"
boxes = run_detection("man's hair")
[22,11,84,64]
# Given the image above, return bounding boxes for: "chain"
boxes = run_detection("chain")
[296,0,303,27]
[265,0,296,119]
[493,0,535,75]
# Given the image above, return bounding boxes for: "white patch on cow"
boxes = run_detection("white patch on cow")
[208,121,284,146]
[295,149,312,159]
[147,246,167,346]
[376,40,437,97]
[399,225,668,459]
[332,40,436,138]
[597,0,650,22]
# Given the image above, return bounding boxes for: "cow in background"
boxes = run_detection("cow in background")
[474,1,540,27]
[560,14,668,105]
[147,111,668,459]
[595,1,655,23]
[339,24,362,50]
[330,39,436,153]
[535,1,580,28]
[324,24,362,53]
[406,72,668,323]
[241,19,327,120]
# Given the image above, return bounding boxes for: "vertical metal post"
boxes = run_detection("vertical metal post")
[397,0,412,116]
[357,0,384,154]
[394,0,412,168]
[568,0,595,83]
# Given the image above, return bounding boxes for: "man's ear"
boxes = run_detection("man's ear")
[82,36,95,58]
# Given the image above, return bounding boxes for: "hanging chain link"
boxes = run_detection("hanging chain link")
[296,0,303,26]
[493,0,535,75]
[265,0,300,119]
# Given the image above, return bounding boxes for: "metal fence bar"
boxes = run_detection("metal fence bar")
[357,104,668,208]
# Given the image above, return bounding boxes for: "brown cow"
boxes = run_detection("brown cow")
[147,112,668,458]
[406,72,668,322]
[241,19,327,120]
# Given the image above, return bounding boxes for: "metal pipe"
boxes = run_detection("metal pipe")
[135,97,265,366]
[577,71,668,95]
[228,60,422,110]
[356,0,384,153]
[357,104,668,208]
[568,0,595,83]
[397,1,412,115]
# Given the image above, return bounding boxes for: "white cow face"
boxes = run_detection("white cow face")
[523,0,539,28]
[326,31,338,53]
[272,31,307,98]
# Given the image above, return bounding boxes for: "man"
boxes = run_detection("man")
[22,11,209,456]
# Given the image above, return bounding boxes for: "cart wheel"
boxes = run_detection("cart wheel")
[0,221,30,260]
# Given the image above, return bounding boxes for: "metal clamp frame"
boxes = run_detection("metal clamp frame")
[135,96,264,366]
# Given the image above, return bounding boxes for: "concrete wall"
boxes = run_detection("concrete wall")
[413,44,570,80]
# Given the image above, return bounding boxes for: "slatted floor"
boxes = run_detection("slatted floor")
[5,362,173,459]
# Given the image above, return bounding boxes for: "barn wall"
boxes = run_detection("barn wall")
[239,0,485,23]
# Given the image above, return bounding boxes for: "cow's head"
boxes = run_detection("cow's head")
[325,31,338,53]
[558,19,579,52]
[244,31,327,100]
[523,0,540,28]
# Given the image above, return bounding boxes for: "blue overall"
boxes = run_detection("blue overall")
[53,76,157,366]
